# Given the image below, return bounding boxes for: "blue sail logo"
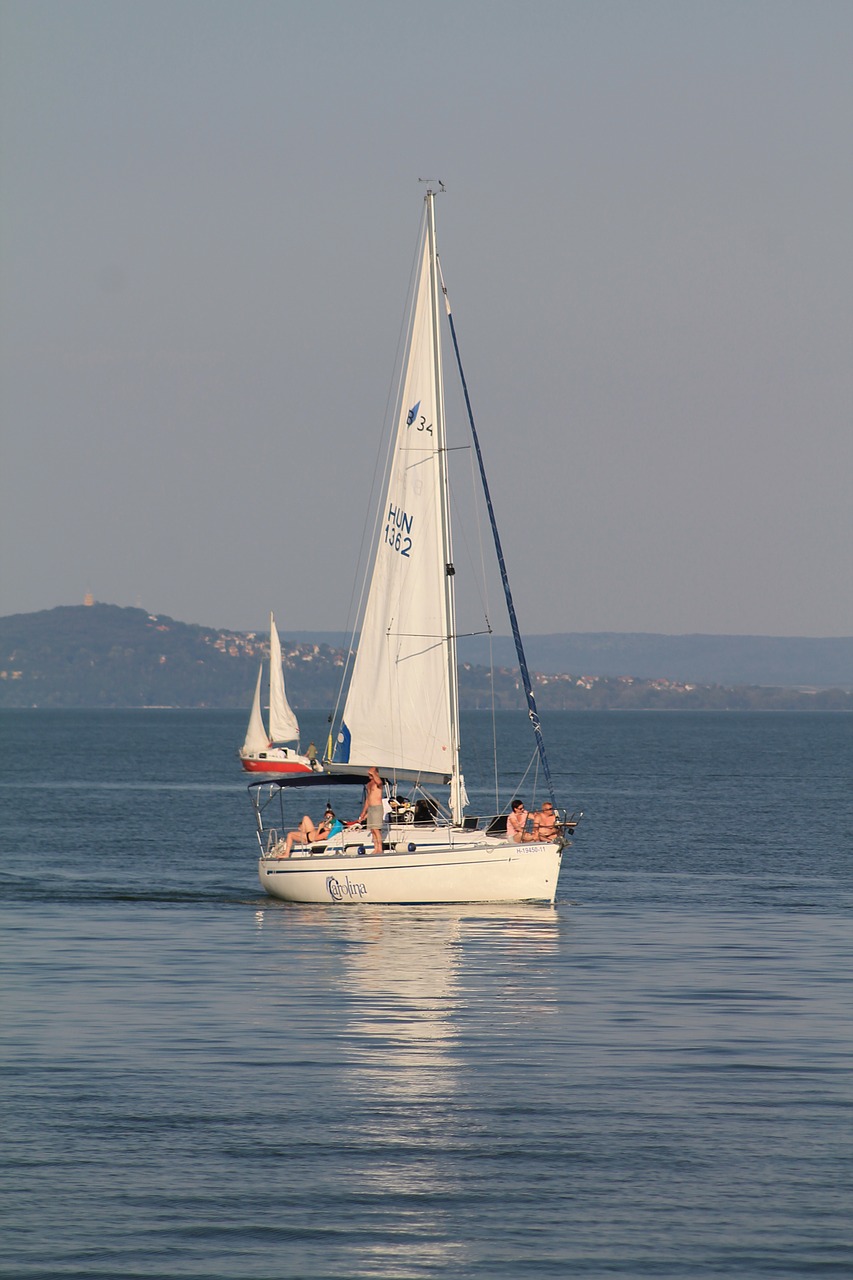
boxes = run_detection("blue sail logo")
[332,722,351,763]
[406,400,421,427]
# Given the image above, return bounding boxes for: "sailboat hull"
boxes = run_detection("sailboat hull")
[240,750,313,775]
[258,839,563,905]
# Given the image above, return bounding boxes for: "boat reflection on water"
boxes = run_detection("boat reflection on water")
[254,905,564,1073]
[251,904,565,1270]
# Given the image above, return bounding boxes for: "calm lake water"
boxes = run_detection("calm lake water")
[2,709,852,1279]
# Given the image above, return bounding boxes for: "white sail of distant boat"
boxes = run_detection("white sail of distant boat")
[267,615,299,743]
[242,666,268,756]
[249,189,580,902]
[238,613,312,774]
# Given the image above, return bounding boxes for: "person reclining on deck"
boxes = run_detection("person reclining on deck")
[279,810,337,857]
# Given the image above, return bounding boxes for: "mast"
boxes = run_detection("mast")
[426,189,463,822]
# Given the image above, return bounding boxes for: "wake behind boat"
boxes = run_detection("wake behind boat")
[238,612,314,774]
[251,189,579,903]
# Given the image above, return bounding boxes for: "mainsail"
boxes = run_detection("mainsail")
[267,613,300,744]
[335,201,461,799]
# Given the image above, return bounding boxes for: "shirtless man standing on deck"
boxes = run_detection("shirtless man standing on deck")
[358,766,384,855]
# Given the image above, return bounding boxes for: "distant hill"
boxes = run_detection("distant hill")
[0,605,850,710]
[288,630,853,688]
[0,604,346,710]
[455,633,853,688]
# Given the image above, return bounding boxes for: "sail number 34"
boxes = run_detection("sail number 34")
[406,401,433,435]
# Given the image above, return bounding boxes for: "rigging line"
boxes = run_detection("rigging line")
[509,748,540,810]
[464,430,494,634]
[489,629,499,809]
[463,419,500,807]
[357,222,423,616]
[330,202,428,743]
[385,629,493,640]
[438,260,556,807]
[389,634,454,646]
[450,443,501,803]
[446,471,494,628]
[531,750,541,810]
[391,640,447,661]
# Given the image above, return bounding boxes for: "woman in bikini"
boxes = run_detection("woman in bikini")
[507,799,534,843]
[280,809,336,857]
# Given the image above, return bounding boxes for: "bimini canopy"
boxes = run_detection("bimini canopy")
[247,770,369,795]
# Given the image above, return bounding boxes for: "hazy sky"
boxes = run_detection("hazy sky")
[2,0,851,637]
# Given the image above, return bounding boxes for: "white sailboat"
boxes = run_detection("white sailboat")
[250,190,576,903]
[238,613,313,774]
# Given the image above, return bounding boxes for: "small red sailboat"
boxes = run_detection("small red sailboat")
[238,613,313,775]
